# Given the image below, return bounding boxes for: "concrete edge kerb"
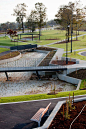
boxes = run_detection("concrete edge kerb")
[78,51,86,56]
[34,97,86,129]
[76,80,82,90]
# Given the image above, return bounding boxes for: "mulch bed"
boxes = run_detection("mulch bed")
[51,60,76,65]
[68,69,86,79]
[48,100,86,129]
[36,47,56,51]
[45,38,60,40]
[0,51,20,60]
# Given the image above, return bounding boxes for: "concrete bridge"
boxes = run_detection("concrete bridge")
[0,66,67,81]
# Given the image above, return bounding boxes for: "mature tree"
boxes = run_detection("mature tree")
[55,1,84,41]
[35,2,47,35]
[12,3,27,33]
[55,4,73,42]
[75,3,84,35]
[1,23,8,31]
[55,3,74,29]
[26,10,37,32]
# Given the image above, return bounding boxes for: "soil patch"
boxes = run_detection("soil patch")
[0,51,20,60]
[51,60,76,65]
[49,100,86,129]
[68,69,86,79]
[55,39,79,44]
[36,46,56,51]
[45,38,60,40]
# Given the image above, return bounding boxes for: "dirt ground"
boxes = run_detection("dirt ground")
[68,69,86,79]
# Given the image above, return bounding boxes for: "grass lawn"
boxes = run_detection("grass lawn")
[0,36,27,46]
[0,30,86,48]
[0,48,9,53]
[17,30,86,50]
[80,79,86,89]
[49,34,86,51]
[63,49,86,60]
[0,90,86,103]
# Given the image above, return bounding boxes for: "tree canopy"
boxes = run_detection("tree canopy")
[35,2,47,34]
[55,1,84,31]
[12,3,27,24]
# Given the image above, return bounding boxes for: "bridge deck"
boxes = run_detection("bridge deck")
[0,66,67,72]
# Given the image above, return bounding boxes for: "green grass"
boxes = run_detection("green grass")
[0,48,9,53]
[63,49,86,60]
[49,34,86,51]
[80,79,86,89]
[0,36,27,46]
[0,90,86,103]
[19,30,86,49]
[0,30,86,48]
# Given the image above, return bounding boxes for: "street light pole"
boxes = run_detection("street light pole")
[66,33,68,64]
[71,8,73,53]
[71,26,72,53]
[66,25,70,64]
[76,22,77,40]
[21,15,24,33]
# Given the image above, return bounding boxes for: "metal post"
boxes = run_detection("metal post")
[22,16,24,33]
[39,34,40,40]
[68,26,70,42]
[76,23,77,40]
[36,71,40,79]
[66,26,69,65]
[5,72,9,81]
[71,27,73,53]
[66,36,68,64]
[32,34,33,41]
[71,8,73,53]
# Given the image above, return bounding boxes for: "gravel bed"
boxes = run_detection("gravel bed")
[0,52,76,97]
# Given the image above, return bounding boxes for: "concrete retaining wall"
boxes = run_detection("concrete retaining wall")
[63,67,80,75]
[57,73,81,90]
[35,49,49,54]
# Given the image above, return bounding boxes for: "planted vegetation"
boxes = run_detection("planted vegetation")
[0,51,20,60]
[49,94,86,129]
[38,50,56,66]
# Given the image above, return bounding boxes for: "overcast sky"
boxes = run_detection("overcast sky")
[0,0,86,23]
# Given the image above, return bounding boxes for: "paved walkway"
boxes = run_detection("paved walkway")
[0,50,12,56]
[0,95,86,129]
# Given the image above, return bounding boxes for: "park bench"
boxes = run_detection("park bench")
[30,102,51,127]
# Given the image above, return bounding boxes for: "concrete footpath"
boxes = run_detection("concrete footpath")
[0,95,86,129]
